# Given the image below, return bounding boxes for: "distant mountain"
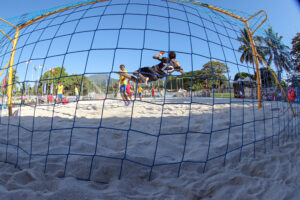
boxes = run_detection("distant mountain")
[88,74,118,86]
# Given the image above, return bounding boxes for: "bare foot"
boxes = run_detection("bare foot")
[144,77,149,85]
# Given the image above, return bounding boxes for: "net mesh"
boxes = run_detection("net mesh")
[0,0,299,182]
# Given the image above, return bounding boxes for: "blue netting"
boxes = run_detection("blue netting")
[0,0,299,183]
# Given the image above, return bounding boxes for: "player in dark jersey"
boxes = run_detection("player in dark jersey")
[117,51,184,85]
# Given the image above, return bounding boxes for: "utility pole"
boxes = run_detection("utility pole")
[26,60,31,97]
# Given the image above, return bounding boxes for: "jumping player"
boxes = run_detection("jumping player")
[117,51,184,85]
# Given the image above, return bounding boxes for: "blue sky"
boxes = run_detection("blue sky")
[0,0,298,45]
[0,0,299,84]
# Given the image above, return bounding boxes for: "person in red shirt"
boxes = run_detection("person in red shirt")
[288,86,296,102]
[126,80,133,101]
[48,94,53,103]
[151,88,155,99]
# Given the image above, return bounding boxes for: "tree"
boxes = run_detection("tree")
[12,69,19,94]
[201,61,229,89]
[182,70,206,91]
[182,61,229,90]
[233,72,255,81]
[256,67,276,87]
[238,28,266,64]
[39,67,68,95]
[39,67,92,96]
[65,75,91,96]
[291,32,300,69]
[1,69,20,96]
[259,28,293,81]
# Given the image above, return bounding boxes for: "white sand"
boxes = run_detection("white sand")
[0,98,299,199]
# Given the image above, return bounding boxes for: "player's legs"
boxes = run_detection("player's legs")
[116,67,159,85]
[120,84,129,105]
[127,91,133,101]
[137,67,160,84]
[116,71,139,83]
[57,94,63,103]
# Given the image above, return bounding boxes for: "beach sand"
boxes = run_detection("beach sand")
[0,98,299,199]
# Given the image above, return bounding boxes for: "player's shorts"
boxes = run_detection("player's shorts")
[120,84,127,92]
[58,94,63,99]
[126,91,132,95]
[138,67,160,82]
[76,95,79,98]
[139,93,142,96]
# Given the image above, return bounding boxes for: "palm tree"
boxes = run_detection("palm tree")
[0,69,19,95]
[238,28,266,65]
[259,28,293,81]
[12,69,19,92]
[291,33,300,70]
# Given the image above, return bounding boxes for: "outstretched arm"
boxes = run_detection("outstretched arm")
[153,51,165,60]
[173,61,184,74]
[115,71,139,84]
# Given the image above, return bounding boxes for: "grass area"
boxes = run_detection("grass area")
[210,93,235,98]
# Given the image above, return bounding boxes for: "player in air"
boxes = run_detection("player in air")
[117,51,184,85]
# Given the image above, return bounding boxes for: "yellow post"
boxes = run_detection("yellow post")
[245,24,262,109]
[7,28,20,116]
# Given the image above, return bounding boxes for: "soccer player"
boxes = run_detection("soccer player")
[126,80,133,101]
[288,86,296,102]
[117,51,184,85]
[137,86,143,101]
[118,64,129,105]
[151,87,155,99]
[56,82,64,103]
[74,85,79,101]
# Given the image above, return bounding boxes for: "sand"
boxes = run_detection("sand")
[0,97,299,199]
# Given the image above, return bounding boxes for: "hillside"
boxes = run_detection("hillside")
[87,74,118,86]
